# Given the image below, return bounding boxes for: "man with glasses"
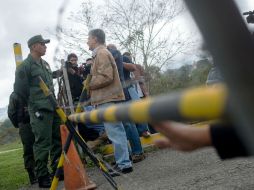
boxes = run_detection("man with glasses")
[14,35,62,188]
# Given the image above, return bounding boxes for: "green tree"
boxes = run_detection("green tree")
[149,59,212,95]
[58,0,193,71]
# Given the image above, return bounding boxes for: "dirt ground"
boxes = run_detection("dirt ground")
[21,147,254,190]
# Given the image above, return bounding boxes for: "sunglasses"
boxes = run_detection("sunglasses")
[39,42,46,46]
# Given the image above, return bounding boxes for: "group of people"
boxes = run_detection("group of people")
[8,29,153,188]
[8,27,247,189]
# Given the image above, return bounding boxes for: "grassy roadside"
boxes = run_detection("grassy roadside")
[0,140,22,152]
[0,138,159,190]
[0,141,28,190]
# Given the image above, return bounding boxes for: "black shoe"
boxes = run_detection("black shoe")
[109,164,133,177]
[120,166,133,174]
[27,169,38,185]
[38,175,51,188]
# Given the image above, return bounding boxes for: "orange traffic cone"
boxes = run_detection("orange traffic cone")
[60,125,97,190]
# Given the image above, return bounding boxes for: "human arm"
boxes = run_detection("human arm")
[153,121,249,159]
[153,121,211,151]
[52,69,63,78]
[123,62,137,72]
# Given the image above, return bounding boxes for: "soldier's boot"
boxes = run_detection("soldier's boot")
[87,132,108,150]
[38,174,51,188]
[27,169,38,185]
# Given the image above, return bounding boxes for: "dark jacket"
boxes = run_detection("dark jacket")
[122,56,132,81]
[53,63,84,101]
[210,124,248,159]
[108,48,131,101]
[66,63,83,101]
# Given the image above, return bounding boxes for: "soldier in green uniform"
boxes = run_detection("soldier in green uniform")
[8,92,37,185]
[14,35,62,188]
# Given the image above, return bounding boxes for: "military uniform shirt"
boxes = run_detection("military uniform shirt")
[14,54,55,112]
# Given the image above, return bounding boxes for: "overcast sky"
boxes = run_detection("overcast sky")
[0,0,83,107]
[0,0,253,107]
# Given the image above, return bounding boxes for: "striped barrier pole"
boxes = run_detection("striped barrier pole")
[13,43,23,67]
[68,84,228,124]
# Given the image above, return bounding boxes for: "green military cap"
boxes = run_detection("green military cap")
[27,35,50,48]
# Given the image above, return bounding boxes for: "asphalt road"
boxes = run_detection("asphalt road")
[22,148,254,190]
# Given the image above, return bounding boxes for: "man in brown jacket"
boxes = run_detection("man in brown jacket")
[87,29,133,175]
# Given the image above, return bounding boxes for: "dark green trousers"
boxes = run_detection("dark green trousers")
[19,123,35,170]
[29,110,62,177]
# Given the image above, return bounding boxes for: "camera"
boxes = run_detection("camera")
[83,64,91,76]
[243,11,254,24]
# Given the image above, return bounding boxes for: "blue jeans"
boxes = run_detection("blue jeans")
[127,85,150,135]
[84,106,105,136]
[123,122,143,155]
[97,102,132,169]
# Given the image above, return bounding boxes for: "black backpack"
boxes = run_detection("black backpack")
[7,92,30,128]
[7,92,19,128]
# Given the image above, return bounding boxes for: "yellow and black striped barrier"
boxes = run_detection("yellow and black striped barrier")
[13,43,23,67]
[68,84,228,124]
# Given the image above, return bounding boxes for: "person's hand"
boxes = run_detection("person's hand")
[153,121,212,151]
[83,74,92,91]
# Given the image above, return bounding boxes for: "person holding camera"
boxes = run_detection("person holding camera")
[81,58,93,80]
[65,53,84,102]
